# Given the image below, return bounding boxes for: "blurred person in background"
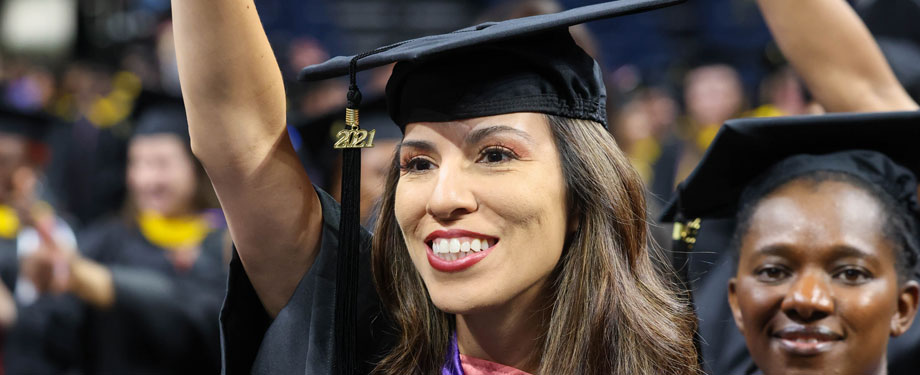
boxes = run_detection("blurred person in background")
[0,106,72,374]
[6,99,228,375]
[648,63,746,204]
[749,65,812,118]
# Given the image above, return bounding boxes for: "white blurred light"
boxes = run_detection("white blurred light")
[1,0,77,56]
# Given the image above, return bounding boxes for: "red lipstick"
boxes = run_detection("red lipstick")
[424,229,498,272]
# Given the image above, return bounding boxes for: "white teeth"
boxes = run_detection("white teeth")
[439,239,449,253]
[430,237,495,260]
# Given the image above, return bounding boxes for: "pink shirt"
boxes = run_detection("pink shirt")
[459,354,533,375]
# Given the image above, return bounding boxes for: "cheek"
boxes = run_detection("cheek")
[394,178,423,232]
[840,280,901,336]
[736,279,784,331]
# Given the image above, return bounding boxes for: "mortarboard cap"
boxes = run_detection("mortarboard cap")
[660,111,920,223]
[0,106,53,141]
[297,1,688,374]
[300,0,685,129]
[131,91,190,144]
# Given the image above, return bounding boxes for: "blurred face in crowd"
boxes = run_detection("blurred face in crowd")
[127,134,198,217]
[684,64,743,127]
[728,179,919,375]
[394,112,569,314]
[0,133,29,204]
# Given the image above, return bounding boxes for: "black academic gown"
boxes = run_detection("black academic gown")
[0,238,17,293]
[220,187,395,375]
[5,217,228,375]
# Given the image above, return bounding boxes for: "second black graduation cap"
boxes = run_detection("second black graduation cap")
[660,111,920,223]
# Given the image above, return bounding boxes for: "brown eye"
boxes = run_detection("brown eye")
[835,268,871,285]
[403,157,435,172]
[485,150,505,162]
[755,266,790,282]
[478,146,516,164]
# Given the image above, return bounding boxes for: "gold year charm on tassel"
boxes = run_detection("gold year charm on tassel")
[333,108,376,149]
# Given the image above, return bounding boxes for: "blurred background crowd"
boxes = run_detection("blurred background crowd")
[0,0,919,373]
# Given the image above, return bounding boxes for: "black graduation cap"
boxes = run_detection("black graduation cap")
[0,106,53,141]
[660,111,920,223]
[296,1,687,374]
[131,91,190,143]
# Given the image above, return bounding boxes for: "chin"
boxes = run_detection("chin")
[761,355,834,375]
[426,285,496,315]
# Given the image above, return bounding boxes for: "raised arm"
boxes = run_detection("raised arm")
[757,0,918,112]
[171,0,322,317]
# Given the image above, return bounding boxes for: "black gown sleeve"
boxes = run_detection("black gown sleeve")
[219,187,395,375]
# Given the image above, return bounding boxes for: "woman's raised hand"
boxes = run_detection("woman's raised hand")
[170,0,323,317]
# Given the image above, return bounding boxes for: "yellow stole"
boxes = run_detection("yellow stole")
[0,205,20,240]
[137,211,211,251]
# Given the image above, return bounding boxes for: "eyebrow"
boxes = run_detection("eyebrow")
[398,140,436,154]
[755,244,876,261]
[826,245,876,261]
[465,125,536,146]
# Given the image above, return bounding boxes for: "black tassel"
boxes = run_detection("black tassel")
[334,57,363,375]
[332,41,408,375]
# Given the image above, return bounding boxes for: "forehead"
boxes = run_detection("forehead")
[129,134,188,154]
[0,133,28,151]
[401,112,551,143]
[741,179,891,260]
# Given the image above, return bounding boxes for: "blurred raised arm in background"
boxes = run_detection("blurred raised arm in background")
[170,0,322,317]
[756,0,919,112]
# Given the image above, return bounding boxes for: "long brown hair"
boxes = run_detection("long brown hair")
[371,115,700,374]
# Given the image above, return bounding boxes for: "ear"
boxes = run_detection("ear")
[728,277,746,334]
[891,280,920,337]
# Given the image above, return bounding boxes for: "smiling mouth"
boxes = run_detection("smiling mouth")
[428,236,495,261]
[772,326,843,356]
[424,230,499,272]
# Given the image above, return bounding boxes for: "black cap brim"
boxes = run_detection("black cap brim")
[660,111,920,222]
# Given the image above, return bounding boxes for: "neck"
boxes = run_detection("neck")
[455,279,551,373]
[141,208,197,219]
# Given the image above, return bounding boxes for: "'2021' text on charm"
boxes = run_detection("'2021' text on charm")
[333,108,376,149]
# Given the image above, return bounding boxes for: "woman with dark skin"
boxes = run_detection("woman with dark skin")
[729,170,920,375]
[662,110,920,375]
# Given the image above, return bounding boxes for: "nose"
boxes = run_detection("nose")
[426,163,477,221]
[781,269,834,322]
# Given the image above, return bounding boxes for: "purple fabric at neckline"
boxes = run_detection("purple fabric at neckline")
[441,331,464,375]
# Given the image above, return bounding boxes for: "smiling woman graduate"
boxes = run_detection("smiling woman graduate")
[171,0,701,374]
[662,112,920,375]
